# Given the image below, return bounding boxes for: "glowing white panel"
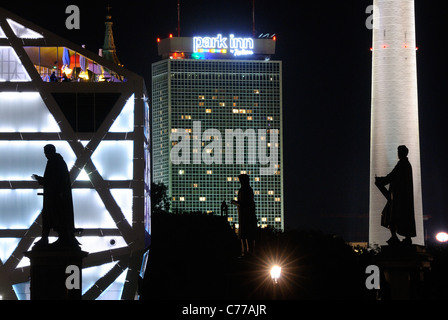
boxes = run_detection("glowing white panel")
[0,141,76,180]
[0,238,21,263]
[73,189,116,228]
[77,236,127,255]
[97,268,127,300]
[0,27,6,38]
[110,94,134,133]
[12,282,30,301]
[0,92,60,133]
[82,261,116,294]
[110,189,133,224]
[91,141,134,180]
[76,169,91,181]
[6,19,43,39]
[0,47,31,82]
[0,190,41,229]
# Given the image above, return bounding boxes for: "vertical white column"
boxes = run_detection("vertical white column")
[370,0,424,246]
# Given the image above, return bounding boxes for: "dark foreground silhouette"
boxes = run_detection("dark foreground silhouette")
[140,212,378,300]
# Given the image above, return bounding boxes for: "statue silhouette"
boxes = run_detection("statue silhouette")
[32,144,79,249]
[375,145,416,245]
[232,174,257,256]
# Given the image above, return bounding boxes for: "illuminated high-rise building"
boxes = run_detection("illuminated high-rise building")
[369,0,424,245]
[0,8,150,300]
[152,34,284,231]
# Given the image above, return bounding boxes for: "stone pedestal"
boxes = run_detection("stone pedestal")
[24,247,88,300]
[375,244,432,300]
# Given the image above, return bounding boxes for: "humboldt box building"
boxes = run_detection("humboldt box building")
[152,34,284,231]
[0,8,150,300]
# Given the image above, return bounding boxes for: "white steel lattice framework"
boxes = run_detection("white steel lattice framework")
[0,8,150,300]
[369,0,424,245]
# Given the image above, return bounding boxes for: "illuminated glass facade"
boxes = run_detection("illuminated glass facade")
[152,36,283,231]
[0,9,150,300]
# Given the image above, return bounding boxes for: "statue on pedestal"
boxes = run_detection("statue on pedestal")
[32,144,79,249]
[375,145,417,246]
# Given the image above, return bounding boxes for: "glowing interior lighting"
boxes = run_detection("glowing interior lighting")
[78,70,89,80]
[436,232,448,243]
[270,265,281,283]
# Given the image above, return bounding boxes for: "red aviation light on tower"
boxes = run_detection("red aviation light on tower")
[169,34,173,38]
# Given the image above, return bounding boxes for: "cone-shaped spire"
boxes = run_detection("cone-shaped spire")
[102,5,121,65]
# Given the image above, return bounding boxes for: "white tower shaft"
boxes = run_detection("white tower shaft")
[370,0,424,245]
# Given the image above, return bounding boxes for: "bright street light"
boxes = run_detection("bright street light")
[436,232,448,243]
[270,265,281,284]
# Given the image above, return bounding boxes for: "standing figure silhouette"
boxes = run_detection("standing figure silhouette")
[232,174,257,256]
[33,144,79,248]
[375,145,416,245]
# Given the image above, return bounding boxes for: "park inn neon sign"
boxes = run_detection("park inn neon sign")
[193,34,254,56]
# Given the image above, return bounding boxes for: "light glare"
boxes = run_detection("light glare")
[436,232,448,243]
[270,265,281,283]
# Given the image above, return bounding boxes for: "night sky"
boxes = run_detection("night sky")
[2,0,448,242]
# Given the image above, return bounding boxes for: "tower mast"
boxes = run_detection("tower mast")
[369,0,424,245]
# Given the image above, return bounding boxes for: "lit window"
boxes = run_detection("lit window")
[267,116,274,121]
[180,197,185,201]
[206,109,212,113]
[178,170,184,175]
[198,95,205,100]
[254,177,260,182]
[261,217,267,222]
[207,170,213,175]
[219,102,226,107]
[227,177,232,181]
[275,217,281,222]
[275,197,281,202]
[228,217,233,222]
[268,191,274,195]
[254,89,260,94]
[199,197,206,201]
[247,116,253,121]
[232,109,239,113]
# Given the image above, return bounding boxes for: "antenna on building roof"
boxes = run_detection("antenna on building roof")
[252,0,256,38]
[177,0,181,37]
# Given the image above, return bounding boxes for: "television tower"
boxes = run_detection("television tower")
[369,0,424,245]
